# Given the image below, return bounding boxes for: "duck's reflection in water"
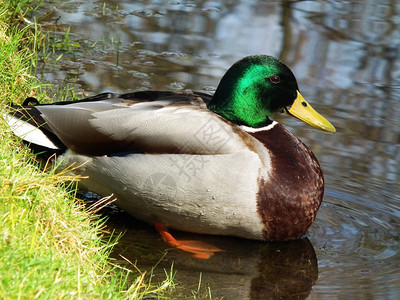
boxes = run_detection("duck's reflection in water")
[104,209,318,299]
[250,238,318,299]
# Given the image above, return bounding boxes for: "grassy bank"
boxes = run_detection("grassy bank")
[0,1,172,299]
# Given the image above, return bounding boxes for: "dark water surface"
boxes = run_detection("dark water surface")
[31,0,400,299]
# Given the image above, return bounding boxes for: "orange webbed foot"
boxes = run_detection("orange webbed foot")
[155,222,223,259]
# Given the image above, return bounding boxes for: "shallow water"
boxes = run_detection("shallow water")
[31,0,400,298]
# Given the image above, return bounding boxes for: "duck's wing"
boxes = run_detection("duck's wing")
[6,91,248,156]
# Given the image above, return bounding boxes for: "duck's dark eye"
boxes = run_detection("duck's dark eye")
[267,75,281,85]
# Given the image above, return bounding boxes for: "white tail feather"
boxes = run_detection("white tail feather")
[3,113,60,150]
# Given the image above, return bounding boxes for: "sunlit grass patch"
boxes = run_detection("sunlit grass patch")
[0,130,124,299]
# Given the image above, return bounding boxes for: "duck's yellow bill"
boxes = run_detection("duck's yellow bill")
[285,91,336,133]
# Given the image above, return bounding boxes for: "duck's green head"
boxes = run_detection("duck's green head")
[207,55,335,132]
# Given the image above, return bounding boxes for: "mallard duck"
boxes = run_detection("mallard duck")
[5,55,335,256]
